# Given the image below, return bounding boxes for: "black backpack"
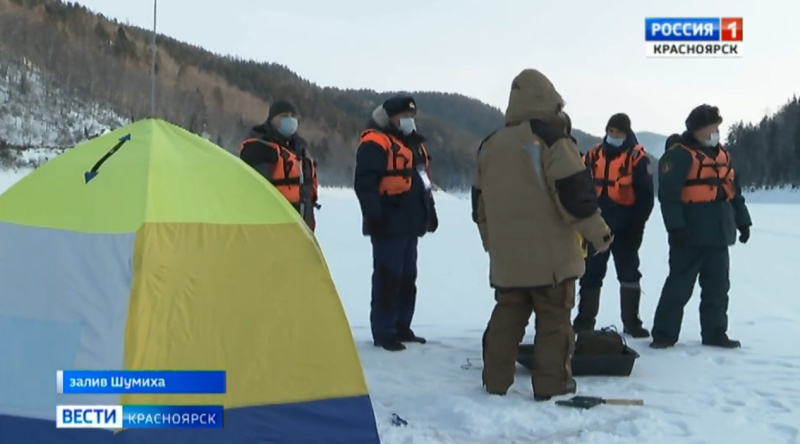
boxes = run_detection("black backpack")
[575,326,626,355]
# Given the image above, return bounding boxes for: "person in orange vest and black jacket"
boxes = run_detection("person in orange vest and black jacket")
[573,113,654,338]
[354,94,438,352]
[650,104,751,350]
[239,100,320,231]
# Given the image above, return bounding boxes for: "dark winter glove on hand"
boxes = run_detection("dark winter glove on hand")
[668,228,687,246]
[738,225,750,244]
[427,207,439,233]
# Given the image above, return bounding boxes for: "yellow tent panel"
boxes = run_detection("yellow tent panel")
[0,119,381,444]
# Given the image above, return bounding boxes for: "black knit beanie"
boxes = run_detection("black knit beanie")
[685,104,722,132]
[382,95,417,117]
[606,113,632,136]
[267,100,298,121]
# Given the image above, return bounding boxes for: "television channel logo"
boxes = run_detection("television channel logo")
[645,18,743,58]
[56,405,123,429]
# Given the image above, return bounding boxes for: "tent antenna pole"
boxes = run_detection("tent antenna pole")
[150,0,157,117]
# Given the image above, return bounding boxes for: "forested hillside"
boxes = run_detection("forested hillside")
[3,0,792,193]
[0,0,641,191]
[726,96,800,190]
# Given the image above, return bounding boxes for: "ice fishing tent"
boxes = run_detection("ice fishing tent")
[0,119,381,444]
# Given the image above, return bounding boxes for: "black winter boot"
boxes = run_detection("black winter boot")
[397,329,427,344]
[702,336,741,349]
[649,339,674,349]
[620,285,650,338]
[374,340,406,351]
[573,287,601,333]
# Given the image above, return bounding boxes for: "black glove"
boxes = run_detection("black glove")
[368,218,385,237]
[738,225,750,244]
[668,228,687,246]
[428,207,439,233]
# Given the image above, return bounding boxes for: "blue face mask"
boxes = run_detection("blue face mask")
[398,117,416,135]
[277,117,298,137]
[606,136,624,147]
[703,132,720,147]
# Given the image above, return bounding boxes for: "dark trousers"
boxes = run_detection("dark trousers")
[370,236,418,344]
[579,232,642,289]
[651,246,730,344]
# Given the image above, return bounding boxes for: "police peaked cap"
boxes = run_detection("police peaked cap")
[685,104,722,132]
[606,113,632,136]
[382,95,417,117]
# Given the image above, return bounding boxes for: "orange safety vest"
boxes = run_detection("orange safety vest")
[359,129,431,195]
[584,144,647,206]
[239,138,319,205]
[675,144,735,203]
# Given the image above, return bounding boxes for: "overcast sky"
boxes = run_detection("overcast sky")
[73,0,798,137]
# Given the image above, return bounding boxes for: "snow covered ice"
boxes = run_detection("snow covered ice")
[2,174,799,444]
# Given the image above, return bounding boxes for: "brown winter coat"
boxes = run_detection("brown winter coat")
[473,69,611,289]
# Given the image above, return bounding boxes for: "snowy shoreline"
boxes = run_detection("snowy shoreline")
[3,161,800,204]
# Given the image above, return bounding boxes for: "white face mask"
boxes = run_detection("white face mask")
[398,117,416,135]
[704,132,720,147]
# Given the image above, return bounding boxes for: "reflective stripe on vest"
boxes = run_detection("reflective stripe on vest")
[239,138,318,204]
[677,144,735,203]
[359,129,431,196]
[585,144,646,206]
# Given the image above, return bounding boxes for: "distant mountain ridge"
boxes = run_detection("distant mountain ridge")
[0,0,668,191]
[348,89,667,154]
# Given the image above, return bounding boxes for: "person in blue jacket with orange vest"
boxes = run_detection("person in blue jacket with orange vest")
[650,105,751,350]
[573,113,654,337]
[354,95,438,351]
[239,100,320,231]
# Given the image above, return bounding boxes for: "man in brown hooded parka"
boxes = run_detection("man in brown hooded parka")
[473,69,613,401]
